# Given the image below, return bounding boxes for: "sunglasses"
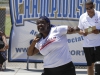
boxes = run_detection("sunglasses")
[86,6,93,10]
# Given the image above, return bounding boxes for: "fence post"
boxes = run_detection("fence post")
[27,56,29,70]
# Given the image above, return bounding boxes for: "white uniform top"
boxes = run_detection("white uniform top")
[35,25,72,68]
[78,9,100,47]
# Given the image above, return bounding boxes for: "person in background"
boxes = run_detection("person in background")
[78,1,100,75]
[27,16,79,75]
[0,31,9,71]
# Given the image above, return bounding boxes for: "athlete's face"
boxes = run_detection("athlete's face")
[85,4,95,17]
[36,19,49,33]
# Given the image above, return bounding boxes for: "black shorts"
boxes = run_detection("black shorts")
[0,53,5,64]
[83,46,100,66]
[41,61,76,75]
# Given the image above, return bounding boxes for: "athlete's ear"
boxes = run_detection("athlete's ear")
[47,23,50,29]
[47,23,50,27]
[47,22,50,25]
[93,4,95,8]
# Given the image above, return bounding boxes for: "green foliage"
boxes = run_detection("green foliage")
[5,15,11,37]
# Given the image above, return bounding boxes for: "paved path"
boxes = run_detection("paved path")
[0,67,87,75]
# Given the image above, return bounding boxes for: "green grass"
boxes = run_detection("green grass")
[5,15,11,37]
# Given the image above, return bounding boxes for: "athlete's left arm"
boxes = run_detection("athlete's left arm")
[67,26,80,34]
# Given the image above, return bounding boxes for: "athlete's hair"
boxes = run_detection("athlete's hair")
[85,1,94,5]
[39,16,50,24]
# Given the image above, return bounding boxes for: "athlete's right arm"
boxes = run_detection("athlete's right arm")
[27,37,40,56]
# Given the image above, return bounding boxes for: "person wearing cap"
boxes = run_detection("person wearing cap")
[78,1,100,75]
[27,16,79,75]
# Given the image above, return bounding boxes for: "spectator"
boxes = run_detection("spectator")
[78,1,100,75]
[0,31,9,71]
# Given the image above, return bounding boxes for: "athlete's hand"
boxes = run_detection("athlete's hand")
[34,37,41,42]
[34,33,42,42]
[68,26,74,32]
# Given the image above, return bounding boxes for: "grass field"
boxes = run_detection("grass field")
[5,15,11,37]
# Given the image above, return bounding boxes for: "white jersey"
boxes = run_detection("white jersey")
[35,25,72,68]
[78,9,100,47]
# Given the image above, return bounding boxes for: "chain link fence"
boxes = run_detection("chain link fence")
[0,0,11,37]
[0,0,87,69]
